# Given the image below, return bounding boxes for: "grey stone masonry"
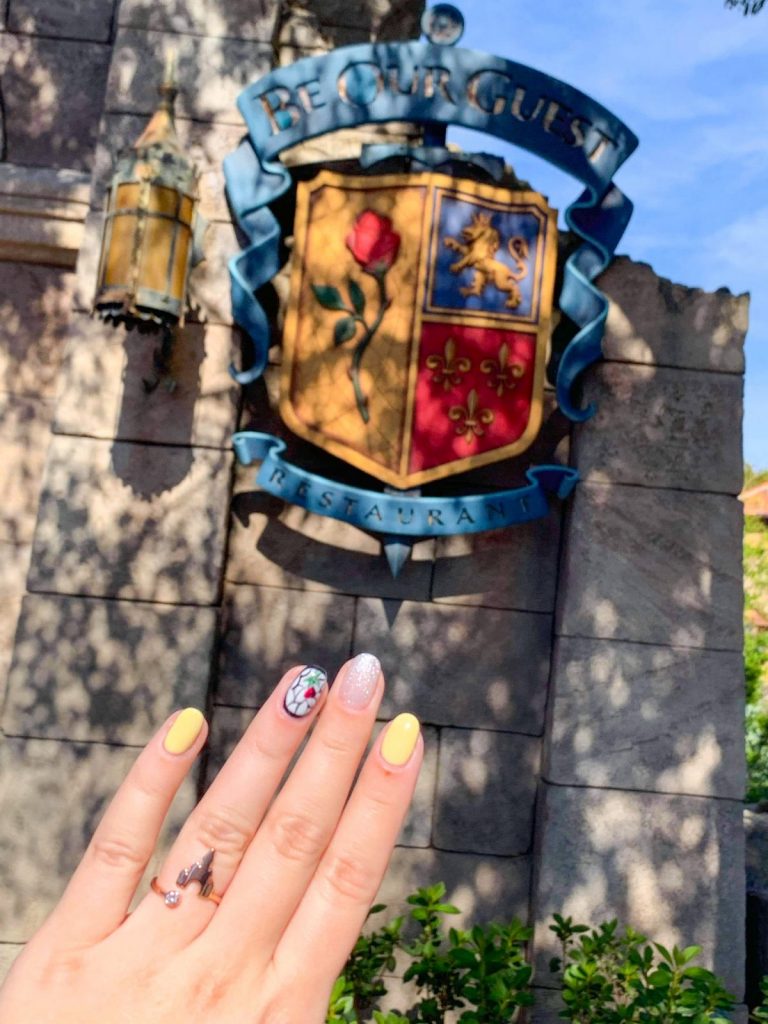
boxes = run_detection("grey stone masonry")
[434,729,541,855]
[573,362,743,494]
[598,257,748,373]
[3,594,217,745]
[106,29,270,123]
[532,783,745,998]
[53,316,240,450]
[377,846,531,930]
[545,637,745,799]
[432,510,562,613]
[216,584,355,706]
[0,34,111,170]
[0,263,75,397]
[557,482,743,650]
[227,463,436,602]
[28,435,232,605]
[0,735,198,942]
[8,0,117,41]
[117,0,278,41]
[354,598,552,733]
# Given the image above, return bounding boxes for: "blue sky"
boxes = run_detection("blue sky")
[447,0,768,468]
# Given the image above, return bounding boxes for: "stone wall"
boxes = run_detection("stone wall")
[0,0,750,1014]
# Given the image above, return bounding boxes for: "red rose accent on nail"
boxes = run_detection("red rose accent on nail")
[284,666,328,718]
[346,210,401,276]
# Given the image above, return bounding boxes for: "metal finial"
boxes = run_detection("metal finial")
[421,4,465,45]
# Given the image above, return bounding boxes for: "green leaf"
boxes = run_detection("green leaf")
[680,944,703,963]
[334,317,357,345]
[312,284,347,310]
[347,277,366,316]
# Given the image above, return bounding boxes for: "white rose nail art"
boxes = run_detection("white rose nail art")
[284,665,328,718]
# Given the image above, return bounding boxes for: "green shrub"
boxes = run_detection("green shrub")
[326,883,533,1023]
[328,886,758,1023]
[549,915,735,1023]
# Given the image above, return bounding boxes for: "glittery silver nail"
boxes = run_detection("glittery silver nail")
[339,653,381,710]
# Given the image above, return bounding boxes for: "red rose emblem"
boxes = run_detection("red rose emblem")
[346,209,401,275]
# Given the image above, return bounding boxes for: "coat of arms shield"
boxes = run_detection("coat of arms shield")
[280,171,558,489]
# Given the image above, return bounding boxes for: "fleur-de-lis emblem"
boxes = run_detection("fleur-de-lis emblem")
[425,337,471,391]
[449,388,494,443]
[481,342,525,397]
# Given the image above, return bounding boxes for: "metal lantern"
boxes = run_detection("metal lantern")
[92,53,205,380]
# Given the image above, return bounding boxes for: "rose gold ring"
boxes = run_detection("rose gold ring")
[150,848,222,909]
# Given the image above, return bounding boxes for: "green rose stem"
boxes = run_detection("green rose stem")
[350,269,390,424]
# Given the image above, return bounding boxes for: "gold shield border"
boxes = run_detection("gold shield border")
[280,170,559,489]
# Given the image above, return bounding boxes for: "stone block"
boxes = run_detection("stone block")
[528,989,565,1024]
[599,257,747,374]
[0,736,198,941]
[118,0,278,41]
[378,846,531,929]
[8,0,115,40]
[106,29,269,123]
[0,944,23,984]
[546,638,745,799]
[0,262,74,398]
[354,599,552,734]
[432,513,562,613]
[28,435,232,605]
[188,220,240,324]
[3,594,216,744]
[557,483,743,651]
[434,729,540,855]
[216,585,355,706]
[573,363,743,494]
[53,316,240,449]
[532,784,745,997]
[746,809,768,895]
[0,163,90,268]
[227,464,435,602]
[0,594,23,710]
[90,114,243,222]
[0,35,110,170]
[0,393,54,544]
[276,0,424,39]
[204,708,438,848]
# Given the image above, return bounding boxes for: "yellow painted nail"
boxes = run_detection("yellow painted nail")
[381,712,420,767]
[164,708,205,755]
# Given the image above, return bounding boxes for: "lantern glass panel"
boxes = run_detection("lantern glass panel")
[148,185,181,218]
[139,214,175,294]
[103,212,137,287]
[114,183,141,211]
[170,225,193,300]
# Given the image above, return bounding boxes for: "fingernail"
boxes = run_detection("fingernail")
[284,665,328,718]
[338,653,381,710]
[164,708,205,755]
[381,712,420,766]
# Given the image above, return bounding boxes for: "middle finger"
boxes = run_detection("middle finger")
[207,652,383,952]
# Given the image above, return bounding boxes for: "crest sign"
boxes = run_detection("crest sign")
[282,172,557,489]
[225,5,638,572]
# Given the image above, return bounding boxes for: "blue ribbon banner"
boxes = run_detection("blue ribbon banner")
[233,431,579,538]
[224,41,637,420]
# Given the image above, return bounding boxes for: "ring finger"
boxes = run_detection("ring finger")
[128,662,330,941]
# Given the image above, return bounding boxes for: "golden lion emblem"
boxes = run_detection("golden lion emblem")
[444,212,529,309]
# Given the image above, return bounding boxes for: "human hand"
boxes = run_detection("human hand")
[0,654,422,1023]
